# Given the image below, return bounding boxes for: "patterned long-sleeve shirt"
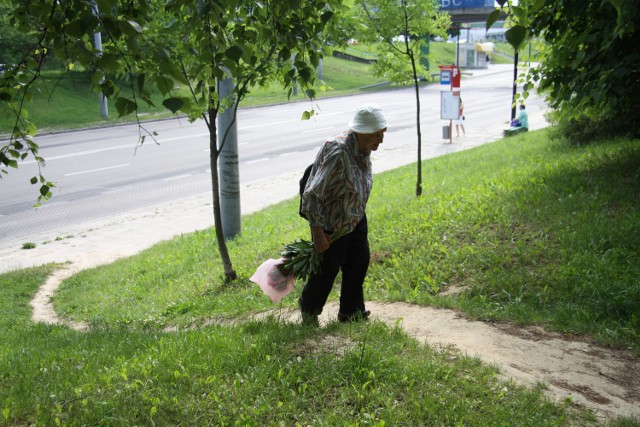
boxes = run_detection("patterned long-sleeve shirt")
[300,130,373,234]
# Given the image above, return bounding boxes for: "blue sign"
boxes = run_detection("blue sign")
[440,71,451,85]
[440,0,494,9]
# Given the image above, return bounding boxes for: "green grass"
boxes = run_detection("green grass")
[2,130,639,425]
[493,41,541,64]
[0,266,587,426]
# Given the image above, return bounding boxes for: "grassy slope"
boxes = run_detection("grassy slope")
[2,130,638,425]
[48,131,639,350]
[0,55,387,134]
[4,129,639,425]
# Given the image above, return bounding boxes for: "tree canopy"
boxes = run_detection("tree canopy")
[0,0,339,199]
[0,0,342,278]
[490,0,640,142]
[529,0,640,141]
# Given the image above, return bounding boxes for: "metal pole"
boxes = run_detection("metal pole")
[292,55,298,96]
[92,2,108,118]
[217,77,241,239]
[450,78,453,144]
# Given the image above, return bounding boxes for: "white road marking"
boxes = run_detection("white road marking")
[301,126,334,134]
[162,174,193,181]
[23,144,137,165]
[159,132,210,142]
[245,158,269,164]
[65,163,130,177]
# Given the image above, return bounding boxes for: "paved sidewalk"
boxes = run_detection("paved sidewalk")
[0,64,548,273]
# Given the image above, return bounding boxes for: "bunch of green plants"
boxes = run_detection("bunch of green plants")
[278,231,346,280]
[277,238,322,281]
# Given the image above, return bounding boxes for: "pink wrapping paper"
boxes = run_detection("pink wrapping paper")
[250,258,296,303]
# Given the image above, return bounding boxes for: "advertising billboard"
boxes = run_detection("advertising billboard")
[440,0,494,9]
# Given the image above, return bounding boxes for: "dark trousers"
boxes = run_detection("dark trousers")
[299,215,370,316]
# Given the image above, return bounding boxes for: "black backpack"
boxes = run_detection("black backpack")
[299,164,313,219]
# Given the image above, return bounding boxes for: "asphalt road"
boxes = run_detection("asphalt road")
[0,64,546,245]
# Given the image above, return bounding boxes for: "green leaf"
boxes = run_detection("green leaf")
[163,97,184,114]
[39,184,50,197]
[511,6,527,23]
[97,53,121,73]
[65,20,85,38]
[25,121,37,136]
[505,26,527,51]
[486,10,501,31]
[92,70,106,84]
[298,67,312,82]
[115,97,137,117]
[100,80,115,97]
[225,45,244,63]
[156,77,174,96]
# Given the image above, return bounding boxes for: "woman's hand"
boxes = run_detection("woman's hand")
[311,226,331,253]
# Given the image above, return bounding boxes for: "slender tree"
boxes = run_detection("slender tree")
[0,0,342,279]
[352,0,449,196]
[486,0,532,122]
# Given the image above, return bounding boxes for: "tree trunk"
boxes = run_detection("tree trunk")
[511,50,518,120]
[208,103,238,281]
[409,51,423,197]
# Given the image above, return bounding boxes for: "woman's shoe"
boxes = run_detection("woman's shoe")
[338,310,371,323]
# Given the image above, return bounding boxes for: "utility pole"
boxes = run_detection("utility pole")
[217,77,241,239]
[92,2,108,118]
[291,55,298,96]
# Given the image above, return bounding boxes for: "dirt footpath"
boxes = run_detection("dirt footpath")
[274,301,640,423]
[30,262,640,423]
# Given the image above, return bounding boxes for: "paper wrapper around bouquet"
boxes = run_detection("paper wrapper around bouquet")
[249,258,296,304]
